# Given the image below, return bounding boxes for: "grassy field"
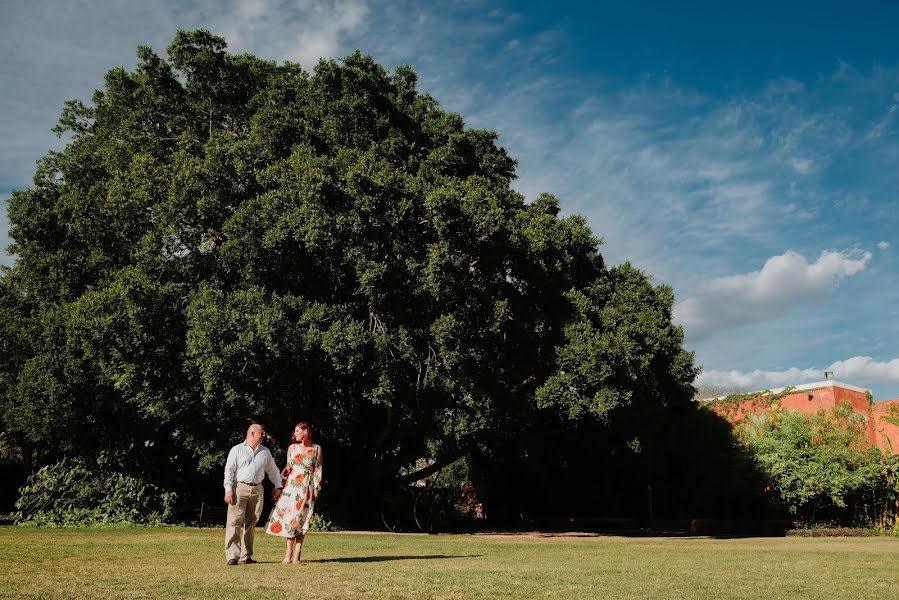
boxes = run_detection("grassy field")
[2,526,899,599]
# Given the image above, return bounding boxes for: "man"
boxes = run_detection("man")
[223,423,283,565]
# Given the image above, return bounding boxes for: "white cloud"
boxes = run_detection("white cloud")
[866,103,898,141]
[790,157,813,174]
[697,366,825,392]
[211,0,368,68]
[235,0,272,20]
[454,59,890,289]
[697,356,899,397]
[878,241,891,250]
[674,249,872,340]
[830,356,899,386]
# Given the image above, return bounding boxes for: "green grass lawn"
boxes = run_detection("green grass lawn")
[3,526,899,599]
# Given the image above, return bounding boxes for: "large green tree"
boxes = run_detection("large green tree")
[1,30,696,522]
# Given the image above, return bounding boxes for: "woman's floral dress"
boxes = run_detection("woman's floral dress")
[265,443,322,537]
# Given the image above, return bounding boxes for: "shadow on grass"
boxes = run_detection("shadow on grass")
[307,554,482,563]
[464,521,793,539]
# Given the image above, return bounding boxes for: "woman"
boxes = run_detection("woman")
[265,421,323,564]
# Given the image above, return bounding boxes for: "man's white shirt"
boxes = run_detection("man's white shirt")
[223,442,282,491]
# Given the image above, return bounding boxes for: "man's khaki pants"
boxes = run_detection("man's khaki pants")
[225,482,264,562]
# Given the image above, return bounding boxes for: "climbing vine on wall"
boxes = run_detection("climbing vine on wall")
[700,386,798,417]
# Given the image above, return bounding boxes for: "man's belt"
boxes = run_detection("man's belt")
[238,481,260,486]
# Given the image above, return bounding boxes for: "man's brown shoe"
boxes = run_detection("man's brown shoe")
[239,558,257,564]
[227,559,238,565]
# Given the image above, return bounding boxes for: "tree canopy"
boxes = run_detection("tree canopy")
[1,30,696,523]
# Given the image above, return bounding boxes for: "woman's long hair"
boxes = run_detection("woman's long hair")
[289,421,313,446]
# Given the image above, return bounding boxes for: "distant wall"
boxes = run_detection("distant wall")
[706,383,899,455]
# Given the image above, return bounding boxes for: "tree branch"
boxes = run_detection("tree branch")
[390,450,467,486]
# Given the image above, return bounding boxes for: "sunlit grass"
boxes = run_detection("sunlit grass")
[2,527,899,599]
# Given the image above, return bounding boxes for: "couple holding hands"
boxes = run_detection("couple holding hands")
[223,422,323,565]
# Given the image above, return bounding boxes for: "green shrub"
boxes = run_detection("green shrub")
[15,458,176,526]
[786,527,879,537]
[735,403,883,526]
[308,512,341,532]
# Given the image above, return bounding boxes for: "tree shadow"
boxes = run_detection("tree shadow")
[468,527,788,540]
[473,399,783,537]
[306,554,482,563]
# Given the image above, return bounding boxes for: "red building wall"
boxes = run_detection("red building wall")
[706,382,899,454]
[873,399,899,454]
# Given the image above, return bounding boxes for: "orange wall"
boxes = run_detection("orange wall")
[873,399,899,454]
[708,385,899,454]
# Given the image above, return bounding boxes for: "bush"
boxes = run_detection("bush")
[308,512,341,532]
[735,403,882,525]
[786,527,879,537]
[15,458,177,526]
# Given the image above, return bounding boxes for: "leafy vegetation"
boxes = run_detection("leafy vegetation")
[15,457,177,526]
[700,386,797,415]
[0,30,696,524]
[736,403,885,525]
[785,526,881,537]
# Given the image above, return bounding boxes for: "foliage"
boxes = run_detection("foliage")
[785,526,880,537]
[735,403,882,525]
[307,512,341,532]
[700,386,797,413]
[15,457,177,526]
[0,30,696,523]
[881,402,899,430]
[871,451,899,529]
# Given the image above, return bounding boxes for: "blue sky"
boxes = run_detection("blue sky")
[2,1,898,399]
